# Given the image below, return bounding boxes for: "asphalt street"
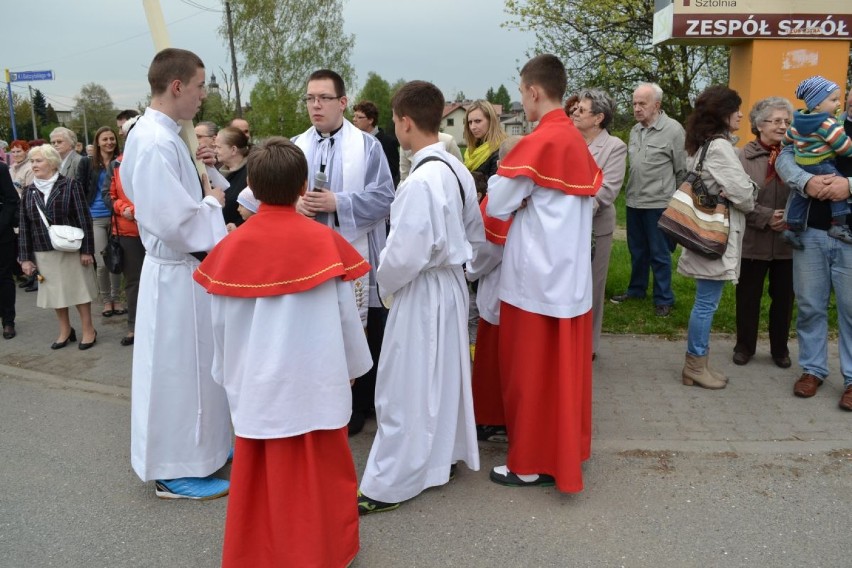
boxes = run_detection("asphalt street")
[1,291,851,567]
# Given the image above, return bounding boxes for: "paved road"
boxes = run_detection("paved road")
[1,291,850,567]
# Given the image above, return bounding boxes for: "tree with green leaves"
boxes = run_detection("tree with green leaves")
[32,89,47,122]
[223,0,355,136]
[247,80,311,138]
[0,90,37,140]
[71,82,116,141]
[355,72,395,132]
[503,0,728,123]
[486,84,512,113]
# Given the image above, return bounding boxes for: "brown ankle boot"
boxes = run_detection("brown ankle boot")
[682,353,726,389]
[705,350,728,383]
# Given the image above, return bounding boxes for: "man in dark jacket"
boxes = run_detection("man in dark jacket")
[0,162,20,338]
[353,100,401,187]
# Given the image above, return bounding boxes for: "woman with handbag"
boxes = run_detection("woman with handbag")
[77,126,124,317]
[734,97,796,369]
[678,85,756,389]
[108,116,145,346]
[18,144,98,350]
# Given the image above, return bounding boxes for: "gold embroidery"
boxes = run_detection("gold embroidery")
[500,164,601,190]
[196,258,367,289]
[484,226,508,240]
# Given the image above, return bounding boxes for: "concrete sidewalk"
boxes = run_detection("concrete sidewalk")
[1,291,850,567]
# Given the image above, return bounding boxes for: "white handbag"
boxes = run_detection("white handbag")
[34,198,84,253]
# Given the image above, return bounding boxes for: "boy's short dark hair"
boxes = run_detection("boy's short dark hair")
[246,137,308,206]
[308,69,346,97]
[391,81,444,134]
[520,54,566,102]
[353,101,379,127]
[116,109,140,121]
[148,48,204,95]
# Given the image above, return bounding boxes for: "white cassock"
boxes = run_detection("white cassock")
[466,218,505,326]
[120,107,232,481]
[359,142,484,503]
[293,120,395,325]
[209,279,373,439]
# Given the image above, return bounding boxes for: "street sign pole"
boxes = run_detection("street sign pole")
[4,69,17,140]
[28,85,37,140]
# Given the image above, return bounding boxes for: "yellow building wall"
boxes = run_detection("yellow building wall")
[729,40,850,146]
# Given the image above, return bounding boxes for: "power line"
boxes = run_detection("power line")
[179,0,223,13]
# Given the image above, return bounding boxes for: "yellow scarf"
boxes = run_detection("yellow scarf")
[464,142,495,172]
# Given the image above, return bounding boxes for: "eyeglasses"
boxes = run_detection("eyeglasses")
[303,95,341,105]
[352,114,367,121]
[762,118,791,126]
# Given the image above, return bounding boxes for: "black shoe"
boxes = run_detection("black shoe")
[25,282,38,292]
[78,330,97,350]
[732,351,750,366]
[449,463,457,481]
[348,410,366,437]
[357,491,399,515]
[120,334,135,346]
[51,328,77,350]
[476,424,508,443]
[654,304,673,317]
[489,465,555,487]
[610,292,638,304]
[18,276,34,289]
[773,355,792,369]
[3,324,15,340]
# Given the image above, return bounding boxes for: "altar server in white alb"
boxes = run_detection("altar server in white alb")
[195,138,373,567]
[358,80,484,515]
[120,48,232,500]
[292,69,395,436]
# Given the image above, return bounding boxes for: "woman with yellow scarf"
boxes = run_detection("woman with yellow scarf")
[463,100,507,199]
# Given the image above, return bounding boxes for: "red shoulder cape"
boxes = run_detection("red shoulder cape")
[194,204,370,298]
[496,109,602,196]
[480,195,513,246]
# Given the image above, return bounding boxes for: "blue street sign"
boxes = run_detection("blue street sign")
[9,70,54,82]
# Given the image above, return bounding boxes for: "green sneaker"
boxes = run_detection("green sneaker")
[357,490,399,516]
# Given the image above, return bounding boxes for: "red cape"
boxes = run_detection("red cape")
[496,108,602,196]
[480,195,513,246]
[194,204,370,298]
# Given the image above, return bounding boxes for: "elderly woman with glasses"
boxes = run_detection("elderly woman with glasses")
[732,97,796,369]
[570,89,627,359]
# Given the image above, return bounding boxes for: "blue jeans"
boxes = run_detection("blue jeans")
[686,279,726,357]
[793,227,852,387]
[625,207,675,306]
[786,161,851,229]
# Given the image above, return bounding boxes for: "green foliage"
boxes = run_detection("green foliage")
[0,90,38,140]
[247,81,311,138]
[197,92,234,129]
[454,91,466,103]
[32,89,47,122]
[71,83,116,142]
[493,84,512,112]
[503,0,729,123]
[224,0,354,137]
[356,72,394,132]
[224,0,354,90]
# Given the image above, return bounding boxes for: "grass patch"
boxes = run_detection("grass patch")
[602,238,839,337]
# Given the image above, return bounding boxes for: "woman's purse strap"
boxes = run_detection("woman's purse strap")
[32,193,53,229]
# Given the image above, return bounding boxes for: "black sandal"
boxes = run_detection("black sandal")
[120,335,135,346]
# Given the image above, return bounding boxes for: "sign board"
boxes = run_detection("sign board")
[653,0,852,45]
[8,70,54,82]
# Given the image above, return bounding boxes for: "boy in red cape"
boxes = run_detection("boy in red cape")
[486,54,602,492]
[194,137,373,567]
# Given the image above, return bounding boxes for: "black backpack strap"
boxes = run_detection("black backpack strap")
[411,156,465,210]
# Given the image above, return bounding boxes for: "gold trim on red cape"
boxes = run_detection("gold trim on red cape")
[480,195,513,246]
[194,204,370,298]
[496,109,602,196]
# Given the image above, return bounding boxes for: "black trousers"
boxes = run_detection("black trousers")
[0,239,16,325]
[351,306,388,415]
[734,258,794,358]
[119,236,145,330]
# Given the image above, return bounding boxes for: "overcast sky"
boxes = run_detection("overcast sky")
[5,0,536,115]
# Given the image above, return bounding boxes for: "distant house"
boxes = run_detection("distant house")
[55,110,73,127]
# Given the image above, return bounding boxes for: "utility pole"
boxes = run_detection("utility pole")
[225,1,242,117]
[82,109,89,146]
[28,85,37,139]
